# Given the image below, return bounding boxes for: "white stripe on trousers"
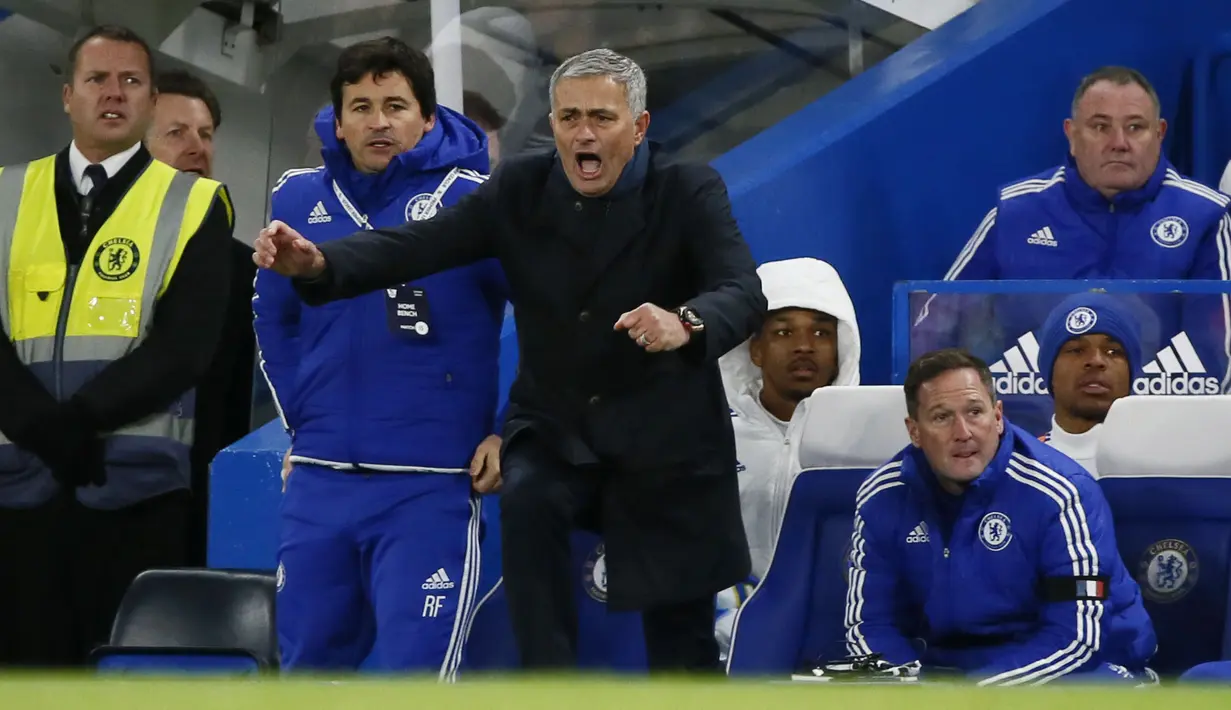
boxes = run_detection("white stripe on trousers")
[438,494,483,682]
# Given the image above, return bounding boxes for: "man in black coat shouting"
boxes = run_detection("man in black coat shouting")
[253,47,766,673]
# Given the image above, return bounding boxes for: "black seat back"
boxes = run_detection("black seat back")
[109,568,278,668]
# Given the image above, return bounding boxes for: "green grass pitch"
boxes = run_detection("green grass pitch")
[2,676,1230,709]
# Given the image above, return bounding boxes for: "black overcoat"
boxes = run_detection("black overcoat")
[295,144,767,609]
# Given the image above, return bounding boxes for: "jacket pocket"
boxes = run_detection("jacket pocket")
[12,264,65,341]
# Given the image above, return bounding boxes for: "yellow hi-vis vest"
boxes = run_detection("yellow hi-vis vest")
[0,154,230,509]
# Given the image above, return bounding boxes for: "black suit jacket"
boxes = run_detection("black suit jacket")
[294,145,766,607]
[297,146,765,465]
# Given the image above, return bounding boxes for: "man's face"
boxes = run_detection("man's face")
[62,38,154,156]
[550,75,649,197]
[147,93,215,177]
[1064,80,1166,198]
[750,308,840,405]
[906,368,1004,488]
[1050,333,1132,424]
[335,71,435,174]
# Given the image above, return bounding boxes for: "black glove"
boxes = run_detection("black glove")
[54,400,106,488]
[4,398,61,463]
[14,399,106,488]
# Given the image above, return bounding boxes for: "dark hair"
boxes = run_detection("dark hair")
[330,37,435,121]
[463,90,506,131]
[1072,65,1161,119]
[903,348,996,419]
[155,70,223,129]
[68,24,156,79]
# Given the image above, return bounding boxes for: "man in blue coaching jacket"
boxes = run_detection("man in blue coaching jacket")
[253,37,507,677]
[845,348,1157,685]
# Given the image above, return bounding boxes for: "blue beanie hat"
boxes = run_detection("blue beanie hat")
[1037,293,1144,393]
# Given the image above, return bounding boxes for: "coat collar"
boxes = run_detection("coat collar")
[1062,152,1168,213]
[537,142,654,304]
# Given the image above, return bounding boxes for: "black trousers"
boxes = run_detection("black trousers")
[500,435,721,673]
[0,489,190,667]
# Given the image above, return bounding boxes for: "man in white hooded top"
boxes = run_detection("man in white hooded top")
[713,257,861,658]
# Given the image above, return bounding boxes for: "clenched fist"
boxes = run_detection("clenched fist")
[614,303,690,353]
[253,220,327,279]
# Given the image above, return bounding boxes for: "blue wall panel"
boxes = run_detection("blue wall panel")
[207,421,285,570]
[715,0,1231,385]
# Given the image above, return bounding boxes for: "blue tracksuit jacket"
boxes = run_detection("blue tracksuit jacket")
[845,421,1157,685]
[943,156,1231,393]
[254,104,507,472]
[947,156,1229,283]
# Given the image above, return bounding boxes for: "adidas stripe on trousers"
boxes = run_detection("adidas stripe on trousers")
[277,463,481,677]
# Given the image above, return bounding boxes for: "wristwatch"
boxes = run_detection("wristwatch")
[676,305,705,334]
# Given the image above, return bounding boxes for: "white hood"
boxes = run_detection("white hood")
[717,258,862,588]
[720,257,862,404]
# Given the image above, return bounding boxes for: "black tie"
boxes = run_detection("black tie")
[81,163,108,234]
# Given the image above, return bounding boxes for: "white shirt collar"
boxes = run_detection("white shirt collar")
[1047,416,1101,461]
[68,140,143,195]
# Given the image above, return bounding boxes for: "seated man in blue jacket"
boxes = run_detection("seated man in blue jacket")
[844,348,1157,685]
[253,37,507,676]
[934,66,1231,416]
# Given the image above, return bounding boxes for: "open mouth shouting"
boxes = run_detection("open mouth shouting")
[575,151,602,181]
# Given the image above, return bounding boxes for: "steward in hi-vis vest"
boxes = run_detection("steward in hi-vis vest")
[0,25,235,668]
[0,153,233,508]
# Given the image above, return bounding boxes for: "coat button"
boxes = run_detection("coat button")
[589,395,601,406]
[579,310,590,322]
[574,201,583,212]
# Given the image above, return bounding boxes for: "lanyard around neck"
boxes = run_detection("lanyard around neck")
[331,180,372,231]
[330,167,463,232]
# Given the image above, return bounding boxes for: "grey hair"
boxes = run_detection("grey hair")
[1071,65,1161,120]
[549,48,647,116]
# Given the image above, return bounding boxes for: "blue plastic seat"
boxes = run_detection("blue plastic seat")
[727,385,910,676]
[1096,395,1231,675]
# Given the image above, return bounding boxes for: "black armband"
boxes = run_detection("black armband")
[1042,575,1110,602]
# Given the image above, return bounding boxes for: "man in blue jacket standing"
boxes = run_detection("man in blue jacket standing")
[253,37,506,677]
[933,66,1231,429]
[844,348,1157,684]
